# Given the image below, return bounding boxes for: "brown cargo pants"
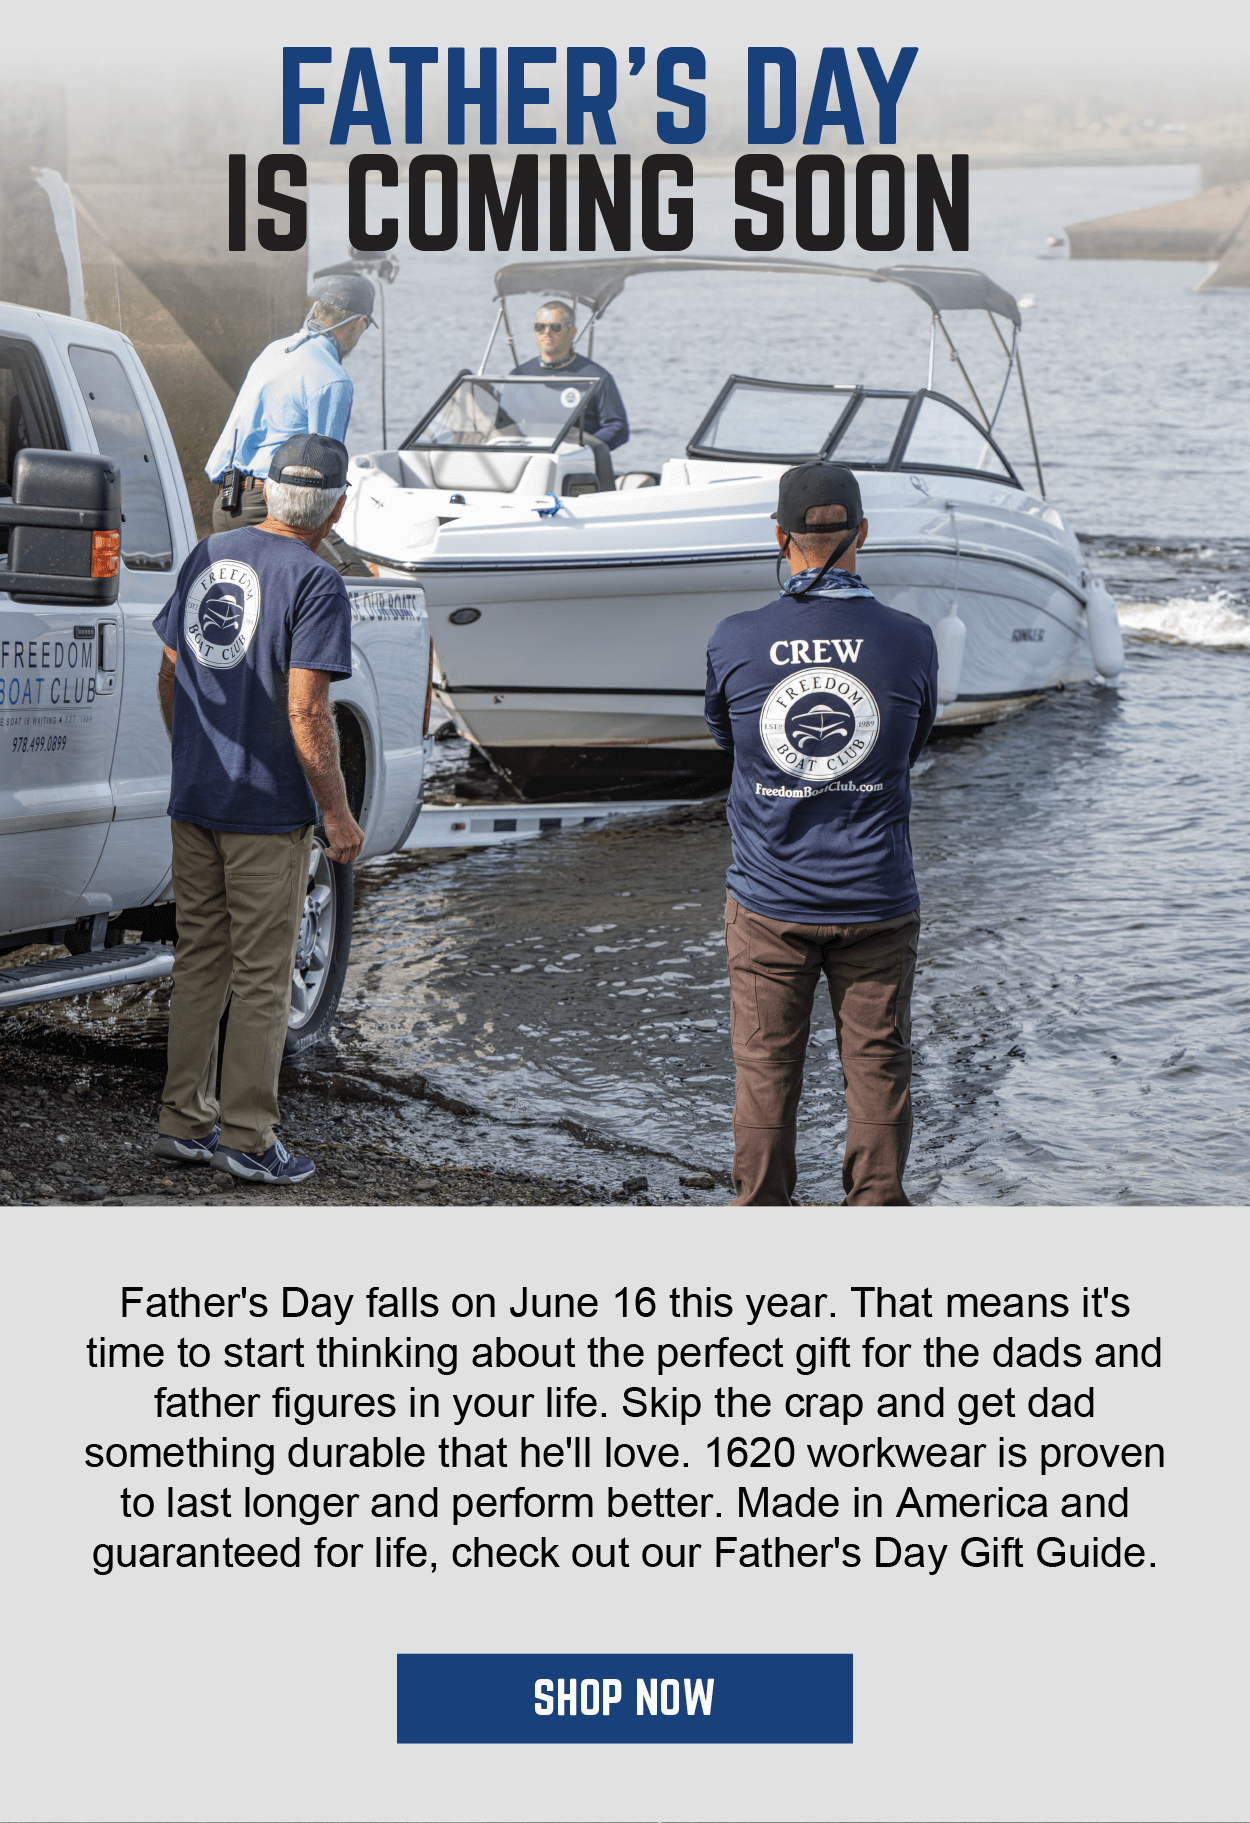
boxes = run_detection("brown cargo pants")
[159,820,313,1154]
[724,892,921,1207]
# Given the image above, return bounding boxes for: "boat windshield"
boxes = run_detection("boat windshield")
[402,373,602,451]
[687,379,1019,486]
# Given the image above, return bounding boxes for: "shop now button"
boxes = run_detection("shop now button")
[396,1653,852,1743]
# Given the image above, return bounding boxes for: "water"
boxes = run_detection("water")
[315,164,1248,1203]
[7,167,1246,1205]
[332,584,1247,1205]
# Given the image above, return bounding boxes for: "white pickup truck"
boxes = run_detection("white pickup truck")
[0,302,433,1053]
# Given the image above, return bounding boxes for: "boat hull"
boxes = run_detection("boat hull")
[369,471,1103,800]
[465,736,731,801]
[422,557,1091,797]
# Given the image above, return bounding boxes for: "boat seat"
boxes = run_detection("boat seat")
[397,449,555,495]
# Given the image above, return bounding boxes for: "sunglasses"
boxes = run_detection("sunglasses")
[534,321,572,333]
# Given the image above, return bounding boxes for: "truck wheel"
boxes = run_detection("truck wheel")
[283,839,354,1059]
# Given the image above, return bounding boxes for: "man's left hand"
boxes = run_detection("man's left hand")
[321,805,364,865]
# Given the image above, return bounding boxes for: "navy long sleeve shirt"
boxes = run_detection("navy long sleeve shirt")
[509,354,629,450]
[705,581,938,923]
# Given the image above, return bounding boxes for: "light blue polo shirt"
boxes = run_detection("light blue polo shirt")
[204,331,354,483]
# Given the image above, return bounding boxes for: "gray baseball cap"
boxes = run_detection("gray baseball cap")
[312,273,376,327]
[268,434,350,489]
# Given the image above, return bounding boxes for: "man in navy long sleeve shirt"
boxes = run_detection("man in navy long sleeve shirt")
[510,299,629,451]
[705,461,938,1207]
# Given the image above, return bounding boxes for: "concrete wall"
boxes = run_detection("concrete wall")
[0,87,72,315]
[1066,183,1250,262]
[1,87,309,533]
[70,183,308,528]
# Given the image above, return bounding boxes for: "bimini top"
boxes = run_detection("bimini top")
[493,257,1022,328]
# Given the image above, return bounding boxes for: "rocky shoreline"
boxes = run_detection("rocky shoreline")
[0,1027,588,1208]
[0,1016,721,1209]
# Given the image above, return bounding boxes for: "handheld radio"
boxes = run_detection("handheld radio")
[221,429,242,512]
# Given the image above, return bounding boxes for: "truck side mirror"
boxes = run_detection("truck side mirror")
[0,449,121,606]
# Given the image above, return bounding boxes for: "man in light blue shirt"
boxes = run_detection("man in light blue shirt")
[206,274,375,573]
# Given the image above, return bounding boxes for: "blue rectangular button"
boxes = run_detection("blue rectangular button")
[396,1653,852,1743]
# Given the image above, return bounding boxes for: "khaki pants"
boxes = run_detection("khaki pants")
[211,485,371,575]
[159,820,313,1153]
[724,893,921,1207]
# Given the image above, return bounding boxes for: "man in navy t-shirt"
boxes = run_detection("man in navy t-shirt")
[705,461,938,1207]
[151,434,364,1187]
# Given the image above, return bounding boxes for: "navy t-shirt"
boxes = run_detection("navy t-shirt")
[153,527,353,835]
[705,577,938,923]
[509,354,629,450]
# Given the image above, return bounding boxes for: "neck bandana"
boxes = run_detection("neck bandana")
[782,565,874,600]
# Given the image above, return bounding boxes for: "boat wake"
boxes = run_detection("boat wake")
[1117,590,1250,650]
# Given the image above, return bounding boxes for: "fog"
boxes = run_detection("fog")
[8,2,1248,180]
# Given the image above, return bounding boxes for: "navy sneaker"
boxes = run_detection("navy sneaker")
[154,1127,220,1166]
[212,1138,315,1185]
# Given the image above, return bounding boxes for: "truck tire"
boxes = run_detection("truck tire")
[283,839,354,1059]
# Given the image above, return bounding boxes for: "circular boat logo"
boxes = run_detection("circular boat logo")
[560,386,581,409]
[184,561,261,669]
[759,668,881,779]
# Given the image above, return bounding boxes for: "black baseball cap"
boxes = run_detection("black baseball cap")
[312,273,377,327]
[267,434,350,489]
[773,461,862,535]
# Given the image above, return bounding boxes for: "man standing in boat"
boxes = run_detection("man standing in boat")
[204,274,376,575]
[510,300,629,452]
[705,462,938,1208]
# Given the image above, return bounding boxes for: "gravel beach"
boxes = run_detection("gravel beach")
[0,988,722,1208]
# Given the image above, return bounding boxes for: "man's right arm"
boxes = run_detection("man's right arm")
[704,645,734,753]
[157,645,176,737]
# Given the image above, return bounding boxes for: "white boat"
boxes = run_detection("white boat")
[337,257,1125,800]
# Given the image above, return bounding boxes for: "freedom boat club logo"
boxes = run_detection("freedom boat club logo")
[184,561,261,669]
[759,667,881,779]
